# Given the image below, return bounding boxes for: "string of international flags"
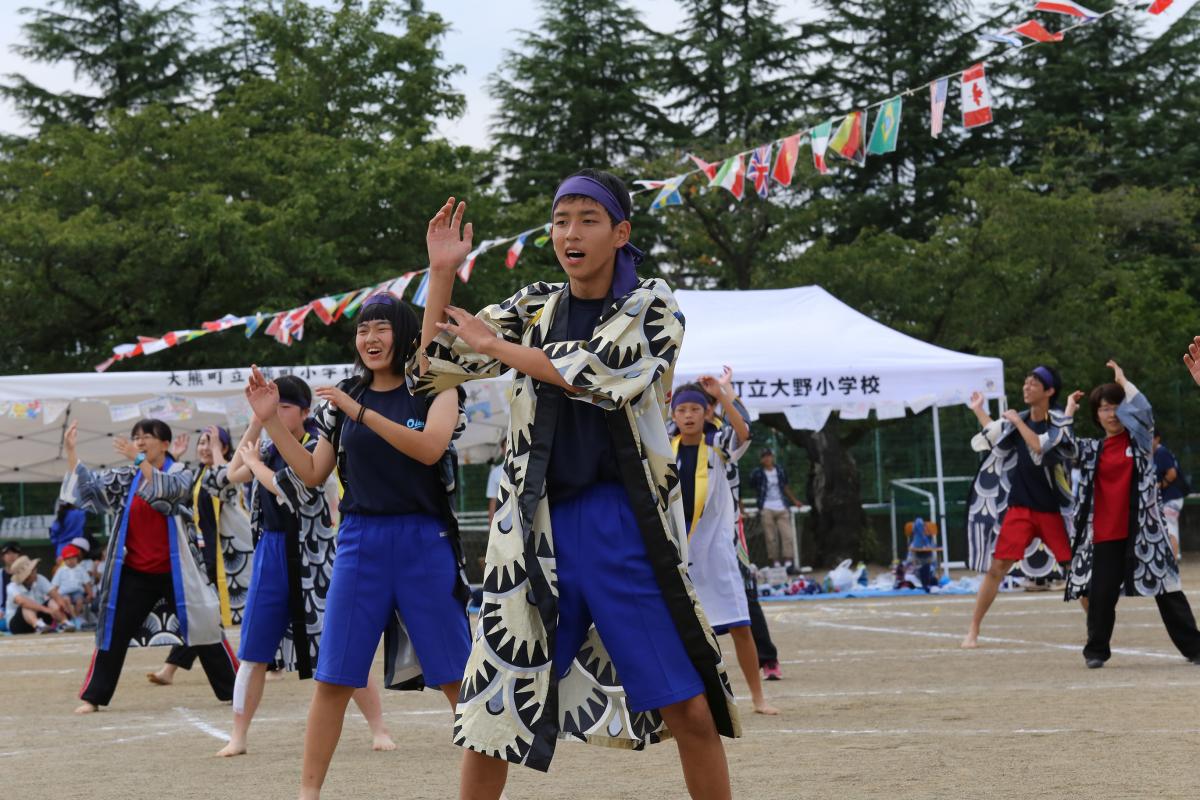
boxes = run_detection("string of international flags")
[95,0,1179,372]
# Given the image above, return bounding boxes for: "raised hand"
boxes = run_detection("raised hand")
[64,421,80,467]
[426,197,473,276]
[245,365,280,423]
[436,305,496,353]
[1002,408,1022,426]
[314,384,362,418]
[1184,336,1200,388]
[1064,390,1084,418]
[237,439,260,466]
[968,391,985,412]
[112,436,139,461]
[717,365,734,386]
[1106,359,1126,386]
[169,433,190,460]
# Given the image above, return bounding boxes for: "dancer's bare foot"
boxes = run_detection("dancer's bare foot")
[961,628,980,649]
[146,668,173,686]
[372,732,397,751]
[74,702,99,714]
[753,699,781,715]
[216,739,247,757]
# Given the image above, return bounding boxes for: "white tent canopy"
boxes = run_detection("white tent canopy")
[0,286,1004,491]
[0,364,510,482]
[672,286,1005,427]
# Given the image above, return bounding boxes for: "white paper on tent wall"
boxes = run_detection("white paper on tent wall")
[874,401,907,420]
[194,397,227,414]
[223,396,251,429]
[109,402,141,422]
[42,400,70,425]
[140,395,194,421]
[784,405,833,431]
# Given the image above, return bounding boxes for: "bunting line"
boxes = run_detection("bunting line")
[94,0,1168,371]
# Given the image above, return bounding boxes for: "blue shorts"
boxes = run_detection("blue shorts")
[551,483,705,713]
[237,530,291,664]
[316,512,470,689]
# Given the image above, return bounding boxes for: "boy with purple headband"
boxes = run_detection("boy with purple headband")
[963,365,1078,648]
[416,169,739,799]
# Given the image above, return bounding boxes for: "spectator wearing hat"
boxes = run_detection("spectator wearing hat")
[52,545,94,625]
[6,555,72,634]
[749,448,802,564]
[2,541,23,624]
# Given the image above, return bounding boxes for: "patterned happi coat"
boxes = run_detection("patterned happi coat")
[214,443,338,674]
[1065,383,1180,601]
[966,409,1078,575]
[413,277,740,772]
[62,461,223,649]
[197,466,255,625]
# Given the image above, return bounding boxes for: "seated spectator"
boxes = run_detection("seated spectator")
[908,517,940,593]
[1,541,23,631]
[52,544,94,627]
[5,555,71,634]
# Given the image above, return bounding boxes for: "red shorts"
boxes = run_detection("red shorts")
[994,505,1071,564]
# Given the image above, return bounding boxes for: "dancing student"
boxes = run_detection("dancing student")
[202,376,393,757]
[671,379,779,716]
[1062,361,1200,668]
[244,295,470,800]
[62,418,236,714]
[149,424,256,687]
[670,368,785,682]
[417,171,738,800]
[962,366,1077,648]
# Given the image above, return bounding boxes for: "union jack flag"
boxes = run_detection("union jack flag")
[748,144,773,199]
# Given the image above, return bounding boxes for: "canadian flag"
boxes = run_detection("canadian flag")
[961,63,994,130]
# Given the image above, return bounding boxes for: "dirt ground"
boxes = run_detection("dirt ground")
[5,587,1200,799]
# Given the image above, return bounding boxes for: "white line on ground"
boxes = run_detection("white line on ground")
[802,619,1184,660]
[748,726,1200,737]
[173,706,230,742]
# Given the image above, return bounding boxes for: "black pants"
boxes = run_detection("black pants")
[742,571,778,665]
[1084,539,1200,662]
[80,567,237,706]
[9,609,53,634]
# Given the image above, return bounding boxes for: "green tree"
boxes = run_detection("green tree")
[1,0,209,129]
[488,0,673,204]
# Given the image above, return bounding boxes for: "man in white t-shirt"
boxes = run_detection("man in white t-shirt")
[750,449,802,563]
[6,555,72,634]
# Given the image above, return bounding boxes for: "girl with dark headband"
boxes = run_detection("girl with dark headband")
[963,364,1078,648]
[417,170,737,798]
[245,295,470,799]
[1061,361,1200,668]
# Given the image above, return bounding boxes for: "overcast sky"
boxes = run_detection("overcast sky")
[0,0,1195,146]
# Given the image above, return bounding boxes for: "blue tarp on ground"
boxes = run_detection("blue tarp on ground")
[759,586,979,601]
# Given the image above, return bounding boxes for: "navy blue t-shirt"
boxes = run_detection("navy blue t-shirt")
[1155,445,1186,502]
[258,446,298,533]
[337,385,444,517]
[676,443,699,534]
[1006,417,1059,513]
[545,294,622,503]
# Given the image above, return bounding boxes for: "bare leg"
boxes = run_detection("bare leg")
[659,694,731,800]
[298,681,356,800]
[350,675,395,752]
[460,749,509,800]
[217,662,267,757]
[1080,597,1089,613]
[148,663,179,685]
[962,558,1015,648]
[728,626,778,714]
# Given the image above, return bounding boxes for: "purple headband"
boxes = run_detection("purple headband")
[1031,366,1057,391]
[671,389,711,411]
[552,176,644,297]
[362,293,395,308]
